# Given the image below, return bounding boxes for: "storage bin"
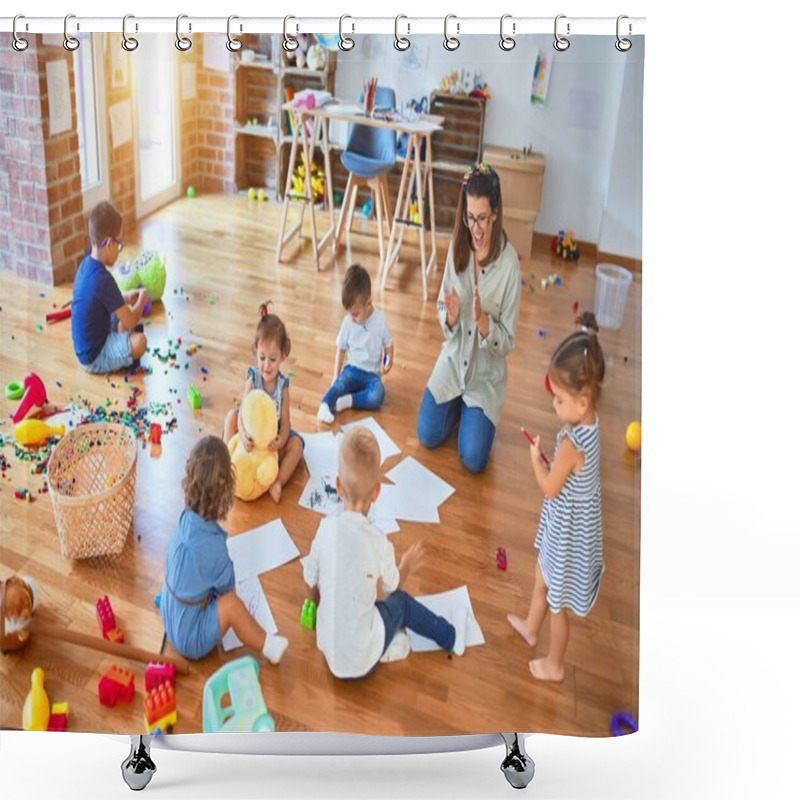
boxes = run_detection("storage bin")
[594,263,633,330]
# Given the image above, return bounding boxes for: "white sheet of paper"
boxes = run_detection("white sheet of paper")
[407,585,485,653]
[371,483,440,524]
[302,431,341,481]
[341,417,401,464]
[109,99,133,149]
[222,577,278,651]
[45,60,71,136]
[299,474,343,516]
[203,34,232,72]
[226,519,299,580]
[385,457,455,510]
[181,62,197,100]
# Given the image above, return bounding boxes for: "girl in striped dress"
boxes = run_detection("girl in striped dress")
[508,312,605,682]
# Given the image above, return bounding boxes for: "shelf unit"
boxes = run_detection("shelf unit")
[233,36,336,198]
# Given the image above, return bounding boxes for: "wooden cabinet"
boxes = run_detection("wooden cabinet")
[482,145,545,260]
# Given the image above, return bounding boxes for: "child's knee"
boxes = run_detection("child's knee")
[131,333,146,359]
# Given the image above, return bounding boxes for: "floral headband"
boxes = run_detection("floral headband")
[462,162,496,185]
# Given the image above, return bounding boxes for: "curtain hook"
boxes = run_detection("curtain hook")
[499,14,516,51]
[227,15,243,52]
[339,15,355,51]
[175,14,192,51]
[616,15,632,52]
[63,13,80,51]
[394,15,410,51]
[283,15,299,52]
[443,14,460,51]
[122,14,138,51]
[12,15,29,52]
[554,14,570,51]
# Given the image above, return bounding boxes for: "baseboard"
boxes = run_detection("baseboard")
[531,232,642,273]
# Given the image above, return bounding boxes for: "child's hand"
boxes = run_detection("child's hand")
[241,429,254,452]
[399,541,424,577]
[268,435,282,452]
[382,355,393,375]
[528,435,542,467]
[444,288,460,328]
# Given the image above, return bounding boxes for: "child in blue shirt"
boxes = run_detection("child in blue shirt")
[71,201,148,374]
[160,435,289,663]
[317,264,394,424]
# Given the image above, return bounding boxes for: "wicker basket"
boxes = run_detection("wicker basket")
[47,423,138,560]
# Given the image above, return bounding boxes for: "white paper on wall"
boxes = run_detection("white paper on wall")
[110,43,128,89]
[108,99,133,149]
[45,59,71,136]
[181,62,197,100]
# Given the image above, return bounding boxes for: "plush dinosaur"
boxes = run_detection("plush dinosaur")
[227,390,279,501]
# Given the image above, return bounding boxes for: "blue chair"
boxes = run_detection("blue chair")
[335,87,397,269]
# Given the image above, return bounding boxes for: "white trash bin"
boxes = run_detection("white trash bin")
[593,263,633,330]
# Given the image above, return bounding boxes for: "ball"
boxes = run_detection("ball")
[186,185,195,198]
[248,187,256,200]
[625,421,641,452]
[257,188,266,202]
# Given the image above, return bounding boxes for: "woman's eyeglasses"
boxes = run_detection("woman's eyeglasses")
[462,213,491,230]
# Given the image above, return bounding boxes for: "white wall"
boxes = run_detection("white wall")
[333,34,641,250]
[598,41,644,260]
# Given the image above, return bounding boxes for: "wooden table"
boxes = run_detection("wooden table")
[276,102,443,300]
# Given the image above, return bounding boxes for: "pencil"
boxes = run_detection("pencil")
[521,427,550,465]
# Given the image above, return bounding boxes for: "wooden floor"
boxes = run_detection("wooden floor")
[0,194,640,736]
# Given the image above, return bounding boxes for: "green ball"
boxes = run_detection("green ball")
[132,250,168,302]
[113,261,143,292]
[187,185,196,198]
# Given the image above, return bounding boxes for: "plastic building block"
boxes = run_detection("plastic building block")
[96,595,124,642]
[187,384,202,410]
[149,423,162,444]
[47,711,68,731]
[52,701,69,717]
[98,665,135,707]
[145,709,177,734]
[203,656,275,733]
[144,682,176,732]
[496,547,507,571]
[145,661,176,692]
[301,599,317,630]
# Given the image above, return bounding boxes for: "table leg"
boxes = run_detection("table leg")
[425,131,439,280]
[413,134,428,301]
[381,140,413,291]
[299,113,320,269]
[321,117,337,254]
[276,113,300,264]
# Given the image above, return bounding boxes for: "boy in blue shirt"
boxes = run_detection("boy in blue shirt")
[71,201,148,374]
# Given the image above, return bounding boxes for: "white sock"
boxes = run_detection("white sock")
[262,634,289,664]
[317,403,334,424]
[335,394,353,413]
[451,608,469,657]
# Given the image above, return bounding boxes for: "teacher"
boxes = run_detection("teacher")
[417,162,521,473]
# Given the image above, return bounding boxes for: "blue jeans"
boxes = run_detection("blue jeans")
[417,388,496,473]
[376,590,455,654]
[323,365,385,411]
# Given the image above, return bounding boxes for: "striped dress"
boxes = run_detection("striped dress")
[535,421,604,617]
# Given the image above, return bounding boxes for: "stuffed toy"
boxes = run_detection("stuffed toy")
[114,251,168,302]
[227,390,279,501]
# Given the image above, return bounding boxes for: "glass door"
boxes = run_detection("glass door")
[133,34,181,218]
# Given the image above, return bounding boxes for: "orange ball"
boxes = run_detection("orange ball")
[625,421,641,452]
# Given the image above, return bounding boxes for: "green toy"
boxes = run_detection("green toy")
[113,261,142,293]
[186,185,196,198]
[187,384,202,410]
[5,380,25,401]
[114,251,167,302]
[202,656,275,733]
[301,598,317,630]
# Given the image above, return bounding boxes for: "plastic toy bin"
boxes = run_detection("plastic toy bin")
[593,263,633,330]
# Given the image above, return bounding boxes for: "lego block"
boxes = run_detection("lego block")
[47,712,68,731]
[301,599,317,630]
[144,682,176,727]
[149,423,162,444]
[52,701,69,717]
[145,661,176,692]
[99,665,135,707]
[187,384,202,410]
[144,709,177,734]
[96,595,123,641]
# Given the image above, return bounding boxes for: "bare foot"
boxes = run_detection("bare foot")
[268,481,283,504]
[529,657,565,683]
[507,614,538,647]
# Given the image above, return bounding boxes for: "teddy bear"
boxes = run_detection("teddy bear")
[227,390,279,501]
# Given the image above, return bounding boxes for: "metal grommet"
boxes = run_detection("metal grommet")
[283,15,299,52]
[63,14,79,51]
[122,14,138,51]
[615,15,632,52]
[12,15,29,52]
[443,14,460,51]
[553,14,570,51]
[226,15,243,52]
[175,14,192,51]
[499,14,515,51]
[339,15,355,51]
[394,15,410,51]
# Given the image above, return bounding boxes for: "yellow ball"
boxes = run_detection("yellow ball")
[625,421,641,452]
[257,189,266,202]
[248,187,256,200]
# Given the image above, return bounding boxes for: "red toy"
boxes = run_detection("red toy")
[98,665,135,707]
[11,373,48,424]
[46,308,72,324]
[96,595,124,643]
[149,423,162,445]
[496,547,507,570]
[145,661,176,692]
[520,427,550,466]
[143,681,176,730]
[47,702,69,732]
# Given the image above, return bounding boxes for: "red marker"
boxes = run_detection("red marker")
[521,427,550,465]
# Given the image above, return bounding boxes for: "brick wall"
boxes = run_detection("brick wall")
[0,34,84,285]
